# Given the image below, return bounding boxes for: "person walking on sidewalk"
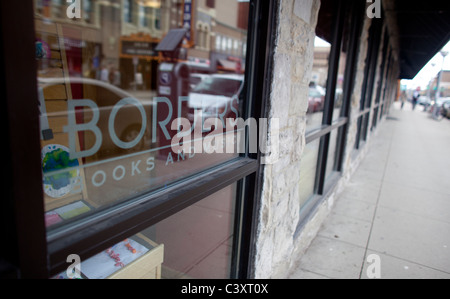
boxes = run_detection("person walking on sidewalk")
[400,91,407,109]
[412,88,420,110]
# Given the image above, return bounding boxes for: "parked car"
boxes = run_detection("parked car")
[187,74,244,123]
[429,97,450,117]
[441,99,450,119]
[436,97,450,106]
[308,86,325,113]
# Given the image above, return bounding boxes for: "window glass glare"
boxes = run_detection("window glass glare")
[333,15,351,122]
[299,139,320,208]
[308,36,330,131]
[35,0,250,231]
[53,183,238,279]
[325,129,338,180]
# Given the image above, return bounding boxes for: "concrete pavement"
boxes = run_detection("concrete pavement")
[289,101,450,279]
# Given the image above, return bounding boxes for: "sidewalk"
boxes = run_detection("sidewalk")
[289,102,450,279]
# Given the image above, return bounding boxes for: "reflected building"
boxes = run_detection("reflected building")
[311,43,331,88]
[429,70,450,98]
[207,0,248,73]
[176,0,249,74]
[34,0,247,92]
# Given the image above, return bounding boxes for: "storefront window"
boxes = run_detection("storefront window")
[325,129,338,181]
[300,1,336,205]
[300,0,358,211]
[35,0,249,232]
[0,0,272,278]
[355,16,383,149]
[308,11,349,130]
[308,36,330,131]
[324,13,352,180]
[53,182,237,279]
[299,139,320,208]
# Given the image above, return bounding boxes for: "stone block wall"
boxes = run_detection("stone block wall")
[252,0,400,278]
[253,0,320,279]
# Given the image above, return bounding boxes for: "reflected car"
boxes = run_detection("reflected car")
[38,77,154,160]
[308,86,325,113]
[187,74,244,122]
[189,73,210,91]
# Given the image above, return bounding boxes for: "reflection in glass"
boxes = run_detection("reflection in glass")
[332,15,351,122]
[307,36,330,131]
[325,129,338,180]
[53,183,237,279]
[35,0,249,230]
[299,139,320,208]
[309,15,350,129]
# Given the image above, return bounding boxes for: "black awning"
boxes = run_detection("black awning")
[394,0,450,79]
[155,28,188,52]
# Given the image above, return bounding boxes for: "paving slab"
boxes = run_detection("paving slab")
[331,195,377,223]
[361,251,450,279]
[293,236,366,279]
[368,206,450,274]
[378,181,450,224]
[288,103,450,279]
[318,213,372,248]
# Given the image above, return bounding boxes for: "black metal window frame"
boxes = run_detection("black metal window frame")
[355,12,384,150]
[379,48,392,120]
[0,0,276,279]
[299,0,365,224]
[380,48,396,118]
[371,27,390,130]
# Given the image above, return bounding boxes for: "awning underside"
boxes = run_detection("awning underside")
[394,0,450,79]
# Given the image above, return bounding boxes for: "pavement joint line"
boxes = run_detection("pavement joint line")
[296,268,332,279]
[364,249,450,276]
[328,210,375,224]
[358,117,395,279]
[380,180,450,198]
[301,235,368,279]
[291,106,450,279]
[317,234,368,251]
[375,203,450,226]
[379,180,450,196]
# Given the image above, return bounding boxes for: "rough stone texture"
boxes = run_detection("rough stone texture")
[252,0,401,279]
[294,0,313,24]
[253,0,319,279]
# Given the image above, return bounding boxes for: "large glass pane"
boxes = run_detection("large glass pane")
[34,0,250,230]
[299,139,320,208]
[325,130,338,180]
[309,1,351,128]
[53,182,238,279]
[308,36,330,131]
[332,15,351,122]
